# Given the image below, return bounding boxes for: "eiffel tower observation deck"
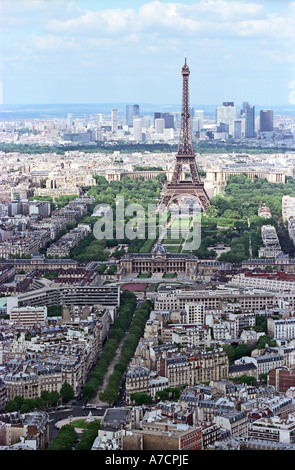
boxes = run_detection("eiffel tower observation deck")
[160,56,211,212]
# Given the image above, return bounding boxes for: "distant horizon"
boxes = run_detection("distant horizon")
[0,102,294,121]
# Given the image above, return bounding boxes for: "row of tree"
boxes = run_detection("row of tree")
[99,299,152,405]
[82,290,137,402]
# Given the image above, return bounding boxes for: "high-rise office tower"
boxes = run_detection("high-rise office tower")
[133,118,144,141]
[192,117,203,132]
[111,108,118,133]
[126,104,139,127]
[155,118,165,134]
[241,102,249,115]
[245,104,255,138]
[163,113,174,129]
[192,110,204,132]
[215,102,237,127]
[234,120,242,139]
[154,112,162,122]
[154,112,174,129]
[260,110,274,132]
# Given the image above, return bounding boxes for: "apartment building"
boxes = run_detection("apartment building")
[268,318,295,340]
[0,255,78,274]
[259,225,282,258]
[237,353,284,379]
[184,302,206,324]
[170,325,211,349]
[282,195,295,221]
[268,367,295,393]
[158,349,229,388]
[229,273,295,293]
[258,203,272,219]
[212,321,236,341]
[122,423,203,451]
[154,285,278,313]
[9,306,47,328]
[214,409,248,438]
[0,411,49,450]
[249,415,295,444]
[46,224,91,258]
[4,356,81,402]
[227,311,256,334]
[8,285,120,311]
[0,232,41,258]
[125,365,150,403]
[158,355,190,388]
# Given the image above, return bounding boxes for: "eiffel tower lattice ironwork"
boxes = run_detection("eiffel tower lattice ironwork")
[160,57,210,211]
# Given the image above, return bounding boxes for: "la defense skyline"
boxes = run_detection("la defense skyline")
[121,98,274,141]
[114,57,276,138]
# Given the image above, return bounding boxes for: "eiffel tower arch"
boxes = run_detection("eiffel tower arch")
[160,57,210,212]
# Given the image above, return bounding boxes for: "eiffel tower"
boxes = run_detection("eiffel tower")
[160,56,210,212]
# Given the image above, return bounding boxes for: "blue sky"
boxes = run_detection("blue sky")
[1,0,295,106]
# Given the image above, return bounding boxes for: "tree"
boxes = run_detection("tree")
[255,315,267,333]
[234,343,252,361]
[60,382,75,403]
[259,373,269,384]
[232,375,257,386]
[97,263,107,275]
[99,389,117,405]
[155,390,169,401]
[130,393,153,405]
[76,421,101,451]
[222,345,235,364]
[49,391,60,407]
[83,382,97,401]
[48,424,77,451]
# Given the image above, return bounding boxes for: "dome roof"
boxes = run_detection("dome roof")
[152,243,167,255]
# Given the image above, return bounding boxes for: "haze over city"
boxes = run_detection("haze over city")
[1,0,295,106]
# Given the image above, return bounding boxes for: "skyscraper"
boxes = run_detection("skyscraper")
[111,108,118,133]
[260,110,274,132]
[154,112,174,129]
[126,104,139,127]
[155,118,165,134]
[234,120,242,139]
[133,118,144,141]
[245,104,255,138]
[215,102,237,128]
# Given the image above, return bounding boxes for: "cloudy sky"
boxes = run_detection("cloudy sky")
[1,0,295,106]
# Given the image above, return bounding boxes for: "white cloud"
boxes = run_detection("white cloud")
[42,0,295,41]
[188,0,265,21]
[17,34,81,53]
[47,7,136,35]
